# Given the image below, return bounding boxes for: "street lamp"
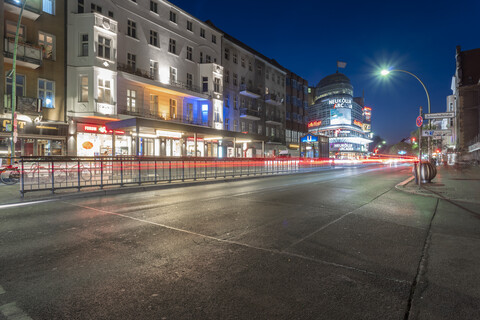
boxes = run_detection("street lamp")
[380,68,431,160]
[8,0,28,163]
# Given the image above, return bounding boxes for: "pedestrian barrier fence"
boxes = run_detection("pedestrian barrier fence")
[8,156,336,196]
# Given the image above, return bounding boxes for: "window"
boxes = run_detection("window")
[6,73,25,97]
[200,28,205,38]
[199,52,203,63]
[78,0,84,13]
[170,99,177,118]
[108,11,114,18]
[149,60,158,79]
[150,1,158,13]
[91,3,102,13]
[241,57,245,68]
[127,20,137,38]
[248,61,252,71]
[224,48,230,60]
[127,89,136,112]
[212,35,216,44]
[186,103,193,121]
[43,0,55,14]
[80,76,88,102]
[80,34,88,56]
[225,95,230,108]
[39,31,55,60]
[224,70,229,84]
[150,95,158,114]
[233,95,238,109]
[38,79,55,108]
[169,67,177,83]
[97,78,111,104]
[233,73,237,86]
[266,70,269,79]
[233,53,237,64]
[187,21,193,32]
[6,21,25,40]
[258,124,262,135]
[186,73,193,88]
[168,38,176,54]
[127,53,136,70]
[206,55,211,63]
[186,46,193,61]
[169,11,177,23]
[202,77,208,93]
[241,76,245,85]
[149,30,158,46]
[214,78,220,93]
[97,36,111,59]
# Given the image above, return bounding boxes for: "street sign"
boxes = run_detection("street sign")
[422,129,452,137]
[416,116,423,127]
[424,112,455,119]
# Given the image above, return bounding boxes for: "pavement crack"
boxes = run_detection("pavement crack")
[403,198,439,320]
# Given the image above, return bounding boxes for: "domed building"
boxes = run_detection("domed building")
[308,72,372,159]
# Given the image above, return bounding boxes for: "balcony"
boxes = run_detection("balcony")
[239,84,261,99]
[240,108,261,121]
[265,93,283,106]
[4,95,42,115]
[5,0,42,21]
[265,114,283,125]
[117,106,213,128]
[4,38,43,69]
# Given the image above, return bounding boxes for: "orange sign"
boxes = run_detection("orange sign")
[307,120,322,128]
[353,120,362,127]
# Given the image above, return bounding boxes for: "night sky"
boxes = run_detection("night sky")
[170,0,479,144]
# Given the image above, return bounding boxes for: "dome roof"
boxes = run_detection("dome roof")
[317,72,351,88]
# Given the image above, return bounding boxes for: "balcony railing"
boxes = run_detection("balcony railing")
[4,0,41,20]
[4,95,42,115]
[4,38,42,69]
[117,63,154,80]
[240,108,261,120]
[265,93,283,106]
[240,84,262,98]
[265,114,283,125]
[118,106,212,127]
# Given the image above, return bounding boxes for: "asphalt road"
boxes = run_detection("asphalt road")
[0,164,477,319]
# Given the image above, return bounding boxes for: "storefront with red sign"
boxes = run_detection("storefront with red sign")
[76,123,130,156]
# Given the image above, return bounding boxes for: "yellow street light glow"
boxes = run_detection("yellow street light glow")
[381,69,390,76]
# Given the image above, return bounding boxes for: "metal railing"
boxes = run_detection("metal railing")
[12,156,334,196]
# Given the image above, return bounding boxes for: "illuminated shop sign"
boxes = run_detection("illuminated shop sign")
[353,120,362,127]
[82,124,124,135]
[362,123,371,132]
[363,107,372,122]
[301,134,318,143]
[328,98,352,108]
[332,143,354,151]
[330,108,352,125]
[307,120,322,128]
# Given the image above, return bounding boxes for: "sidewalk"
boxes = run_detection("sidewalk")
[396,164,480,205]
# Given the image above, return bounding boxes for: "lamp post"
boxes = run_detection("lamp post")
[8,0,28,163]
[380,69,431,161]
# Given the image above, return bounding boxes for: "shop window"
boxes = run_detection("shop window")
[6,73,25,97]
[97,78,111,104]
[98,36,111,60]
[79,76,88,102]
[127,89,136,112]
[39,31,55,60]
[43,0,55,14]
[38,79,55,108]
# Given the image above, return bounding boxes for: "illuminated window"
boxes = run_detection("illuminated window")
[39,31,55,60]
[186,46,193,61]
[168,38,176,54]
[127,20,137,38]
[170,11,177,23]
[150,95,158,115]
[170,99,177,119]
[97,36,111,59]
[127,89,136,112]
[80,34,88,56]
[43,0,55,14]
[97,78,111,104]
[79,76,88,102]
[187,21,193,32]
[150,30,158,47]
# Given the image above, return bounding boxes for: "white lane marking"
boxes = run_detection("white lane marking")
[0,285,5,294]
[0,199,55,210]
[67,202,408,284]
[0,302,33,320]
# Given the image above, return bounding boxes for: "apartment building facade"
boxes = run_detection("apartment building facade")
[285,71,308,154]
[1,0,67,157]
[66,0,260,157]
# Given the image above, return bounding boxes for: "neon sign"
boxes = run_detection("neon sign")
[308,120,322,128]
[353,120,362,127]
[82,125,124,135]
[301,134,319,143]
